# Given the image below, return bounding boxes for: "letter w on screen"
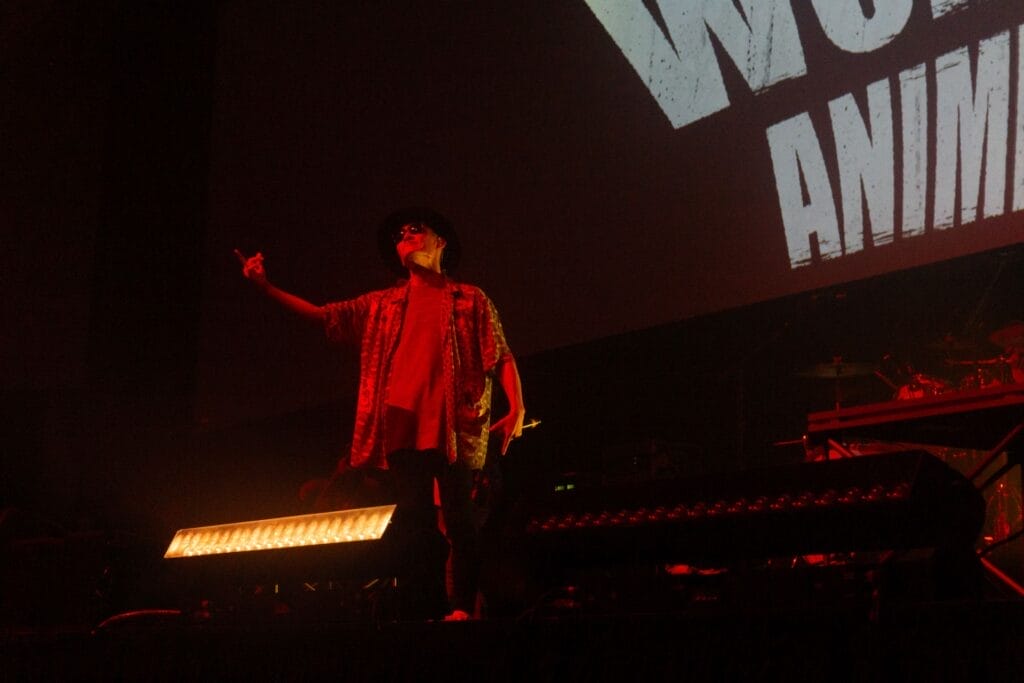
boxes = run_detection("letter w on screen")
[583,0,807,130]
[584,0,926,131]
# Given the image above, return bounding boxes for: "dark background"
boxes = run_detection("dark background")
[3,0,1022,551]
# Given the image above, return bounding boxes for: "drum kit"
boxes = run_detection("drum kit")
[797,323,1024,553]
[798,321,1024,407]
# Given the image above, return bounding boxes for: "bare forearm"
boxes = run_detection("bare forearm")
[236,249,324,323]
[497,355,525,416]
[259,281,325,323]
[490,355,526,454]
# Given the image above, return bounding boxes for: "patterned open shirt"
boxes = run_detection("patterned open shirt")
[323,278,513,470]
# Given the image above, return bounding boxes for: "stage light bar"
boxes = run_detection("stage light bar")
[163,505,396,558]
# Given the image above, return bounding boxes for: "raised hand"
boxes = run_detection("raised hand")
[234,249,267,286]
[234,249,324,322]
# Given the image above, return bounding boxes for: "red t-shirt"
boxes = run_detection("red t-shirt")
[384,283,446,451]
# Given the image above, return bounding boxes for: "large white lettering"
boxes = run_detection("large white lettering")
[767,114,841,267]
[934,32,1010,229]
[1015,25,1024,211]
[583,0,806,129]
[585,0,1024,271]
[899,64,929,238]
[810,0,913,54]
[829,79,896,252]
[771,26,1018,269]
[587,0,1002,131]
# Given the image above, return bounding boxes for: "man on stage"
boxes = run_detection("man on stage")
[236,207,525,620]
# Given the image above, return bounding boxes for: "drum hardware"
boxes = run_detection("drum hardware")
[796,357,878,410]
[944,356,1009,391]
[989,321,1024,384]
[895,373,952,400]
[872,353,950,401]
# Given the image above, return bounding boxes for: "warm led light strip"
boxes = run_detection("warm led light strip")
[164,504,396,558]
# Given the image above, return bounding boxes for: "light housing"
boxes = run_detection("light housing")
[164,505,395,559]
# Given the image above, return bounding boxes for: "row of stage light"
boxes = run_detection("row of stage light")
[163,451,983,569]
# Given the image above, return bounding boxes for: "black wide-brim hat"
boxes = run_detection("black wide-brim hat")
[377,207,461,275]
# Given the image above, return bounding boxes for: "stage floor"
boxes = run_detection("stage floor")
[5,599,1024,681]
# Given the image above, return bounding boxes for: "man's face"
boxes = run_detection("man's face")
[394,222,446,272]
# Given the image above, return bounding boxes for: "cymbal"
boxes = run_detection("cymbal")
[796,361,877,379]
[989,321,1024,349]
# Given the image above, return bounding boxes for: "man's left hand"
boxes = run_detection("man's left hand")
[490,408,526,455]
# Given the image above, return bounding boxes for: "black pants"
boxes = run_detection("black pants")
[386,449,480,617]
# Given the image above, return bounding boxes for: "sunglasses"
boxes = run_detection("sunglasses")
[391,222,431,244]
